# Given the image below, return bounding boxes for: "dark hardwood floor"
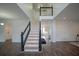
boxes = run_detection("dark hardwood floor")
[0,40,79,56]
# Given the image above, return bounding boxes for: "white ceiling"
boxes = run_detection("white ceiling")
[17,3,69,21]
[0,3,69,22]
[0,3,29,20]
[54,3,79,21]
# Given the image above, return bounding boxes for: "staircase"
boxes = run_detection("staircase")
[24,25,39,52]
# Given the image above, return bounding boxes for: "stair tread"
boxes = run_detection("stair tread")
[26,42,39,44]
[27,38,38,41]
[25,44,38,47]
[24,49,39,52]
[25,43,38,45]
[26,40,38,42]
[30,33,39,34]
[27,38,39,39]
[27,40,38,41]
[28,36,39,37]
[25,47,38,48]
[29,35,39,36]
[24,46,38,48]
[28,36,39,38]
[28,38,39,39]
[26,42,38,44]
[24,46,38,49]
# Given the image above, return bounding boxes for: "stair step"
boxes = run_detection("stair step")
[30,31,39,32]
[31,30,39,32]
[26,40,39,44]
[26,41,39,44]
[30,33,39,35]
[29,35,39,36]
[31,29,39,30]
[31,27,39,29]
[25,44,38,47]
[24,49,38,52]
[28,35,39,37]
[24,46,38,49]
[31,30,39,31]
[27,40,39,42]
[29,38,39,41]
[27,39,39,41]
[26,42,38,45]
[30,32,39,34]
[25,43,38,45]
[28,37,39,39]
[27,39,38,41]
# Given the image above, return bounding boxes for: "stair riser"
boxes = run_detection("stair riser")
[26,41,39,43]
[25,45,38,47]
[27,38,39,39]
[24,47,38,49]
[30,32,39,34]
[24,50,39,52]
[29,35,39,37]
[27,39,39,41]
[26,43,39,45]
[26,42,39,44]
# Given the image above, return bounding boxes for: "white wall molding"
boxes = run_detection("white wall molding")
[40,16,54,20]
[51,20,57,42]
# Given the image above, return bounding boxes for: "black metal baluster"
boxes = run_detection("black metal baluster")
[39,21,42,51]
[21,32,24,51]
[21,21,31,51]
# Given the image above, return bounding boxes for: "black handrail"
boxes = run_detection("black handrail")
[21,21,31,51]
[39,21,42,51]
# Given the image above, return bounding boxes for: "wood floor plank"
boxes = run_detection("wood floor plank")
[0,41,79,56]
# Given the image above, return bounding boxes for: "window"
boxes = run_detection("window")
[40,7,53,16]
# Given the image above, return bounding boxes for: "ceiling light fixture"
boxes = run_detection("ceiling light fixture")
[0,23,4,26]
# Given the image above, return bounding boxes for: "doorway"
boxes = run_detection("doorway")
[41,20,52,44]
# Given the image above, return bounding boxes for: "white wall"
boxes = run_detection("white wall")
[0,18,29,42]
[11,19,29,42]
[55,18,79,41]
[0,22,5,42]
[0,19,9,42]
[52,4,79,42]
[53,3,69,18]
[0,3,30,42]
[17,3,33,20]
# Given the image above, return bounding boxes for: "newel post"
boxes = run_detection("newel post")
[21,32,24,51]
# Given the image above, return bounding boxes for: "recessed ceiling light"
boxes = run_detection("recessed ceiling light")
[0,23,4,25]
